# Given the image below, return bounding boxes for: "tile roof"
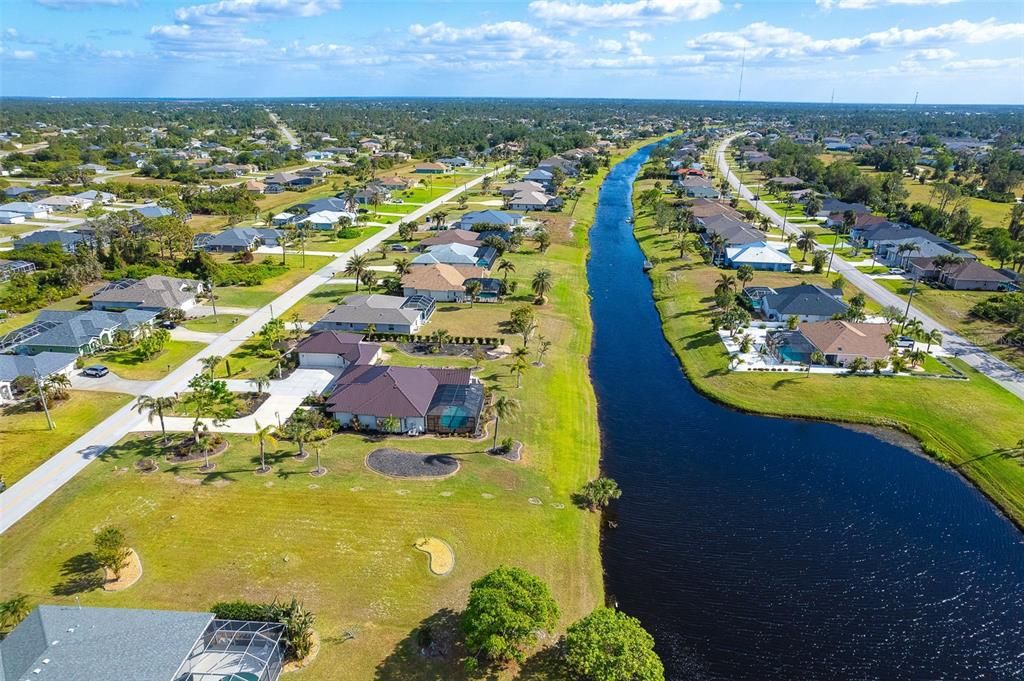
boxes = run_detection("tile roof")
[402,263,485,291]
[799,320,891,359]
[295,330,381,364]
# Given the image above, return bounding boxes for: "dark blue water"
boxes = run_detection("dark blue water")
[589,143,1024,680]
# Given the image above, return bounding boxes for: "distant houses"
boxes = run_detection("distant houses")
[723,241,794,272]
[193,227,284,252]
[15,230,94,253]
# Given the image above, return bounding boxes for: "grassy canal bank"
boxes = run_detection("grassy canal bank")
[0,136,670,680]
[630,171,1024,529]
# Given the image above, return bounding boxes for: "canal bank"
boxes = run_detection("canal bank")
[588,143,1024,679]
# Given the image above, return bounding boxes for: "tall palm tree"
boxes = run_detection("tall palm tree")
[924,328,942,352]
[902,317,925,340]
[496,258,516,281]
[345,253,370,290]
[510,356,528,388]
[200,355,223,377]
[490,395,520,451]
[393,258,411,276]
[796,228,817,262]
[785,233,798,252]
[464,279,482,307]
[676,233,694,260]
[135,394,178,446]
[531,269,554,304]
[714,273,737,296]
[251,420,278,474]
[708,233,727,261]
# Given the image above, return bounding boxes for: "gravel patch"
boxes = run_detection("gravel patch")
[489,440,523,462]
[366,448,461,479]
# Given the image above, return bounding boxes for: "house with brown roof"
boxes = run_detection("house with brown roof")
[938,260,1012,291]
[326,365,483,434]
[296,331,382,369]
[797,320,891,367]
[419,229,481,249]
[414,162,448,174]
[401,263,486,302]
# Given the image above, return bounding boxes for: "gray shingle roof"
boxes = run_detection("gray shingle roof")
[762,284,849,317]
[91,275,202,310]
[0,605,212,681]
[24,309,158,350]
[0,352,76,382]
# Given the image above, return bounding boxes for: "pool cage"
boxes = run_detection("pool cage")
[174,619,285,681]
[0,319,61,353]
[426,382,484,434]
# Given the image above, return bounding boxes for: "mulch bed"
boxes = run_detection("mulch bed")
[395,342,497,359]
[365,448,460,479]
[232,391,271,417]
[488,440,523,462]
[166,437,230,463]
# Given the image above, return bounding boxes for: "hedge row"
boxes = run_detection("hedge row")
[365,333,504,345]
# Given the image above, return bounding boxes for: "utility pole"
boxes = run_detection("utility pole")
[901,275,920,333]
[206,279,218,320]
[34,370,55,431]
[737,47,746,102]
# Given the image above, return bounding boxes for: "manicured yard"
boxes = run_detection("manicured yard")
[212,255,334,308]
[0,390,132,486]
[634,178,1024,527]
[95,340,206,380]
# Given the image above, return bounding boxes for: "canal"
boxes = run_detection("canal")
[588,142,1024,680]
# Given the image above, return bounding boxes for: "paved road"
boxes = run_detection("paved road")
[715,135,1024,400]
[0,165,509,534]
[268,111,299,147]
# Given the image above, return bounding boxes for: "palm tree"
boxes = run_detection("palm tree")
[535,337,552,366]
[251,421,278,474]
[43,373,71,401]
[708,233,727,261]
[531,269,554,304]
[902,317,924,340]
[490,395,520,451]
[736,264,754,287]
[345,253,370,290]
[496,258,516,281]
[871,358,886,374]
[393,258,411,276]
[675,233,694,260]
[290,420,314,460]
[200,355,223,377]
[510,356,528,388]
[0,594,32,634]
[796,228,817,261]
[846,356,868,374]
[785,233,798,252]
[135,394,178,446]
[924,328,942,352]
[431,328,451,352]
[889,352,909,374]
[248,375,270,397]
[714,273,737,297]
[464,279,482,307]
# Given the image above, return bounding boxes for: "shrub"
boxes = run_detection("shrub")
[93,526,131,580]
[574,477,622,512]
[562,607,665,681]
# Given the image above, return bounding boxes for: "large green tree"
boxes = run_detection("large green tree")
[562,607,665,681]
[462,566,559,667]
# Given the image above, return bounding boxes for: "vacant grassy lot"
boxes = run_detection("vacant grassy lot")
[280,282,357,323]
[212,255,334,308]
[0,284,102,335]
[0,390,132,486]
[95,340,206,380]
[634,181,1024,527]
[181,314,244,334]
[304,227,382,253]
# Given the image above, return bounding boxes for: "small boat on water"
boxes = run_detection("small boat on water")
[642,259,654,272]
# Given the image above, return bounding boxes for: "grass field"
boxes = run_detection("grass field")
[181,314,244,334]
[0,137,666,679]
[0,390,132,486]
[94,340,206,380]
[281,282,357,322]
[212,255,334,308]
[634,175,1024,527]
[304,227,382,253]
[0,285,101,335]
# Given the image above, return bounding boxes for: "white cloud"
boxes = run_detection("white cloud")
[11,50,38,60]
[817,0,960,9]
[529,0,722,27]
[148,23,268,59]
[906,48,955,60]
[34,0,136,8]
[174,0,341,25]
[943,57,1024,71]
[595,38,624,53]
[687,19,1024,63]
[406,21,576,61]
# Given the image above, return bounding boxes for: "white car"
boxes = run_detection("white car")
[887,267,904,275]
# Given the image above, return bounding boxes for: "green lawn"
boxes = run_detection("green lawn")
[304,227,382,253]
[0,287,98,335]
[95,340,206,380]
[634,175,1024,527]
[0,390,133,486]
[0,137,671,680]
[212,255,334,308]
[181,314,244,334]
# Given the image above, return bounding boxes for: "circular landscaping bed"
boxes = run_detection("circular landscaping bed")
[365,449,460,478]
[166,436,229,463]
[395,342,498,359]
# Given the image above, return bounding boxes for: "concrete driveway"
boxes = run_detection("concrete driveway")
[70,369,154,396]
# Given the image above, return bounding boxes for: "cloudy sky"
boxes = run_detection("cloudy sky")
[1,0,1022,103]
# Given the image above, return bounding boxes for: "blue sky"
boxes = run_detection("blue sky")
[1,0,1022,103]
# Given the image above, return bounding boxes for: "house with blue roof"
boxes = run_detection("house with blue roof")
[0,201,52,219]
[0,352,77,401]
[193,227,284,252]
[8,308,158,355]
[132,204,175,219]
[523,168,554,189]
[457,210,523,230]
[14,230,95,253]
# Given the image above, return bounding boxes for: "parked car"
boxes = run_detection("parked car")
[159,320,178,329]
[82,365,110,377]
[391,244,408,251]
[887,267,904,275]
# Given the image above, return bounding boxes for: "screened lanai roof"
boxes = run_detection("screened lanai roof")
[174,619,285,681]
